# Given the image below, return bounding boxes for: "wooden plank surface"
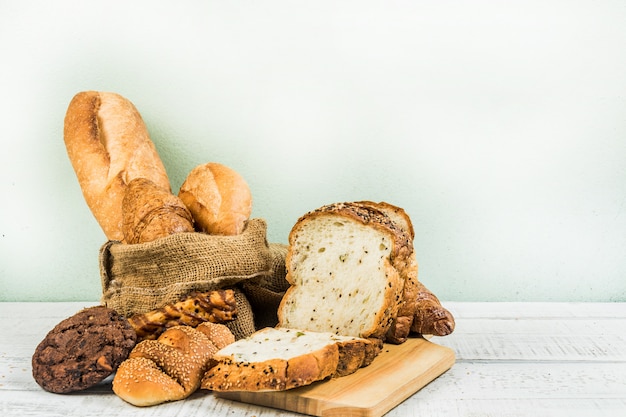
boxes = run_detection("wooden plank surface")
[1,301,625,417]
[217,337,455,417]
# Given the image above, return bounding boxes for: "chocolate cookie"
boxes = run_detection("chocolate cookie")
[32,306,136,393]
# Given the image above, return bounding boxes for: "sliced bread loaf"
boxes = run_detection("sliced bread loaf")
[355,201,420,343]
[201,327,381,391]
[277,202,413,339]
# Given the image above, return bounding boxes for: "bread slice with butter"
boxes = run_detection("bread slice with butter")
[201,327,381,392]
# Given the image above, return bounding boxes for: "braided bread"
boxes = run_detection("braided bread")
[127,289,237,341]
[113,322,234,406]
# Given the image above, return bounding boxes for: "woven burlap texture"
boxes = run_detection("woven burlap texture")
[241,243,290,329]
[99,219,275,338]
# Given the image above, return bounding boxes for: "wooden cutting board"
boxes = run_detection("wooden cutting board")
[216,336,455,417]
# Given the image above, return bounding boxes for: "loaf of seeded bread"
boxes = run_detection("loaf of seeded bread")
[354,201,419,344]
[201,327,382,392]
[353,201,454,339]
[277,202,413,339]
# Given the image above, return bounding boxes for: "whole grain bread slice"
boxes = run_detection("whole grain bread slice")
[201,327,382,391]
[277,202,413,339]
[354,201,419,344]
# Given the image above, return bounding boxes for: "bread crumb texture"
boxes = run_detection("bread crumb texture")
[281,215,400,338]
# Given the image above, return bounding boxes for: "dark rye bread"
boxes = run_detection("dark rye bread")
[277,202,413,339]
[201,327,382,391]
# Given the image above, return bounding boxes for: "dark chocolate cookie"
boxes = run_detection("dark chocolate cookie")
[32,305,136,393]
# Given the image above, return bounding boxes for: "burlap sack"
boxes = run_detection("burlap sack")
[241,243,290,329]
[99,218,274,338]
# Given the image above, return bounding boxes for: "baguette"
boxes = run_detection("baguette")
[63,91,171,242]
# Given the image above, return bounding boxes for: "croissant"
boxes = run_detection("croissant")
[122,177,194,244]
[411,281,455,336]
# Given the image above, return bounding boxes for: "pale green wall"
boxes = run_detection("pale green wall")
[1,0,625,302]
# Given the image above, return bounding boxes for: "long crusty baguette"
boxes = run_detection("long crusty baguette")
[201,327,381,392]
[277,202,413,339]
[63,91,171,242]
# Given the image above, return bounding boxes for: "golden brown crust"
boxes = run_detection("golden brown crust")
[353,201,420,344]
[63,91,171,242]
[410,281,455,336]
[334,338,383,377]
[201,329,382,392]
[122,178,194,244]
[113,324,234,406]
[126,289,237,341]
[195,321,236,350]
[178,162,252,235]
[355,200,415,239]
[293,202,413,261]
[201,343,340,391]
[113,357,186,406]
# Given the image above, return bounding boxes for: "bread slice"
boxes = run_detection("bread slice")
[354,201,419,344]
[277,202,413,339]
[201,327,382,392]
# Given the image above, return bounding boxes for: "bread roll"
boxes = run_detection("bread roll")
[178,162,252,235]
[63,91,171,242]
[122,178,194,244]
[113,323,234,407]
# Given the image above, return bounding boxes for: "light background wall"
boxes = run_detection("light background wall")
[1,0,625,302]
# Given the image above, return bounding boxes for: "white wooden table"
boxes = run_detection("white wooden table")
[1,302,624,416]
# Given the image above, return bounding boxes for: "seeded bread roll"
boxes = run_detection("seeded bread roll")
[63,91,171,242]
[113,323,234,407]
[277,202,413,339]
[201,327,381,392]
[178,162,252,235]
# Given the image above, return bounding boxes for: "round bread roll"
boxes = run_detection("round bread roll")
[122,178,194,244]
[63,91,171,242]
[178,162,252,235]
